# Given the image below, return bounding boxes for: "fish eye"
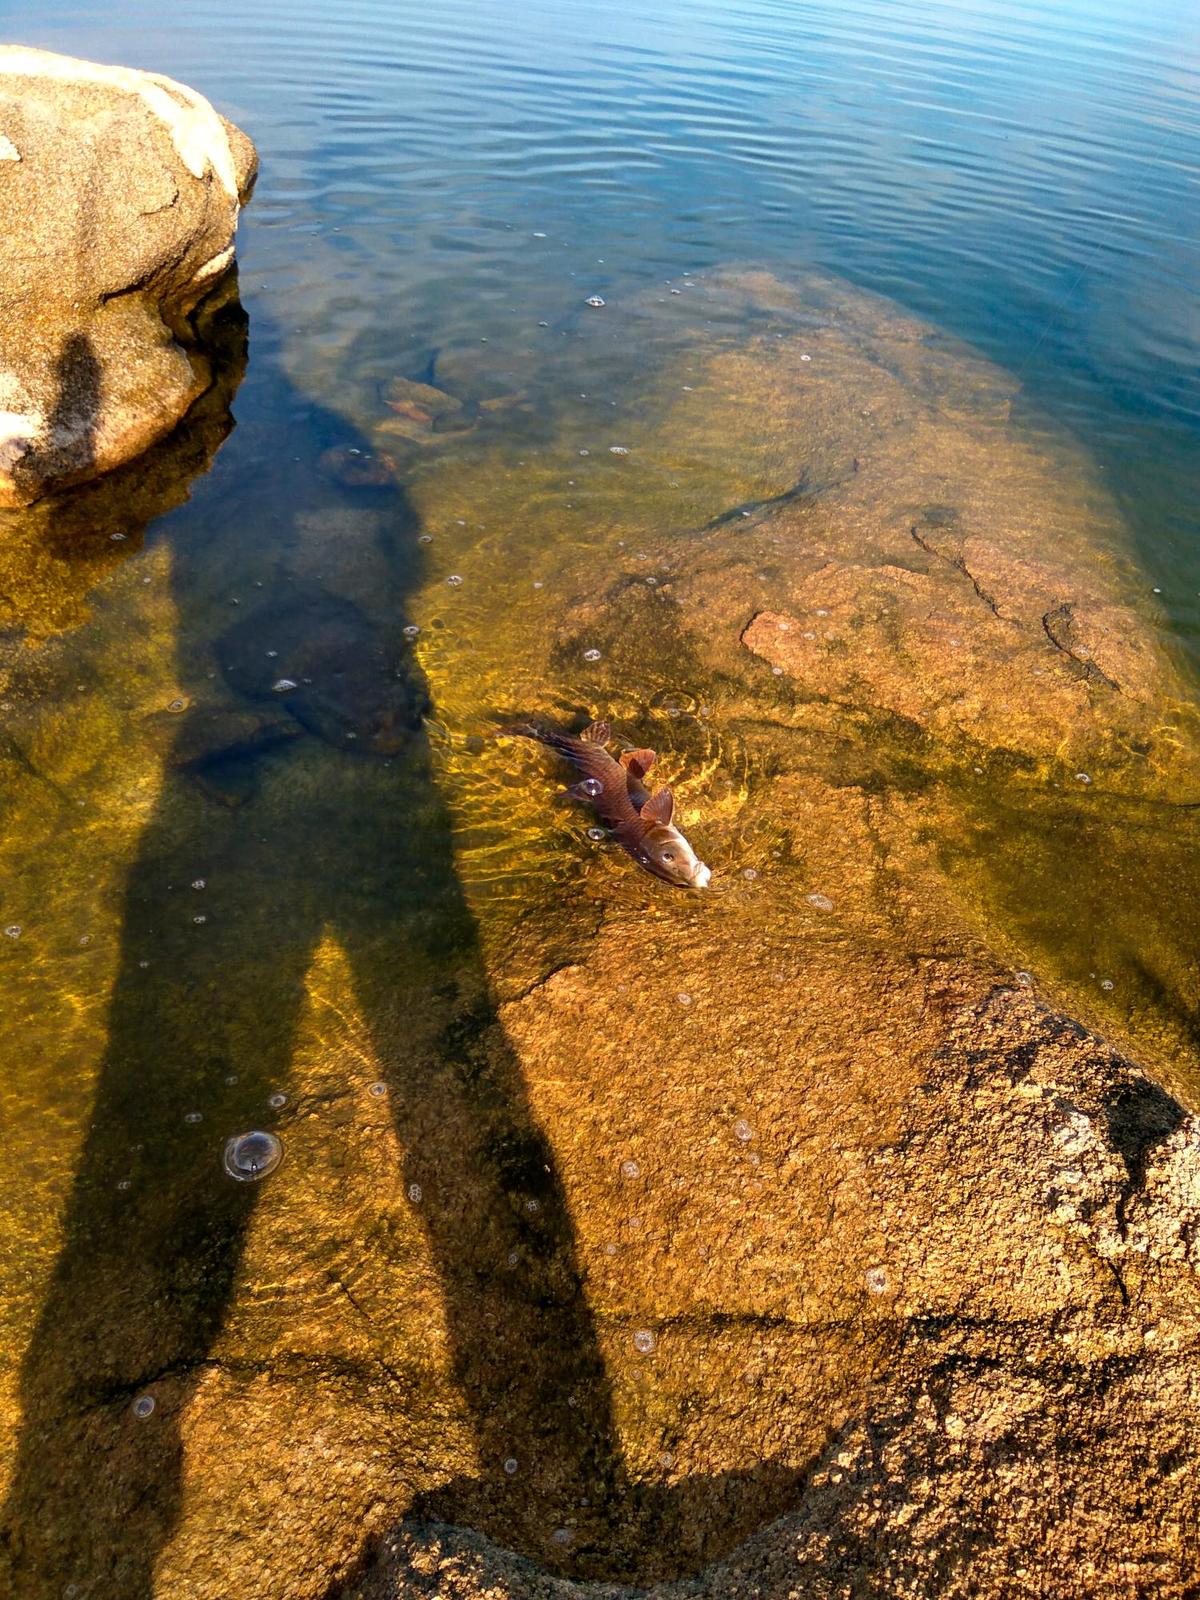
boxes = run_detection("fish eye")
[662,851,674,862]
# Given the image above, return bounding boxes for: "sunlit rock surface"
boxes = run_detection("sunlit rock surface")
[0,47,256,506]
[0,270,1198,1598]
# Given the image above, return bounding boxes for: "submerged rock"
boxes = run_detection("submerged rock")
[4,269,1200,1600]
[215,587,431,754]
[0,47,257,506]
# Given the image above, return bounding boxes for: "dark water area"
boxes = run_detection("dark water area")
[1,1,1199,1594]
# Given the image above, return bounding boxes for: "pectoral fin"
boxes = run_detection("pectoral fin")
[619,747,656,779]
[641,786,675,825]
[580,720,610,745]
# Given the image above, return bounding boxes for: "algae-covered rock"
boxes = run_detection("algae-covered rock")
[0,46,256,506]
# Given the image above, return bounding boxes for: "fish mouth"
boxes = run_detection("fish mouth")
[690,862,712,889]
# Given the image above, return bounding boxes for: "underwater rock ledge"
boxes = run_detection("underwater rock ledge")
[0,46,256,506]
[357,984,1200,1599]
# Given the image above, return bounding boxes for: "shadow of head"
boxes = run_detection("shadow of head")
[44,330,103,476]
[1104,1077,1186,1190]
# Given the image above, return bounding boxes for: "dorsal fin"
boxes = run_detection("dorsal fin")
[641,786,674,826]
[619,747,656,779]
[580,720,610,745]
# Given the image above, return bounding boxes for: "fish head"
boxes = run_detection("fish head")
[640,822,712,889]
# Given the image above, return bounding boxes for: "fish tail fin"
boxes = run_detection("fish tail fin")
[498,721,580,757]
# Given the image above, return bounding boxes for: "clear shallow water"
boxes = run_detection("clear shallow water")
[1,0,1199,1592]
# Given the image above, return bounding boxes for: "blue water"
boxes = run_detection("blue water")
[7,0,1199,630]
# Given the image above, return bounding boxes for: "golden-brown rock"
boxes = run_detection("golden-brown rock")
[0,47,256,506]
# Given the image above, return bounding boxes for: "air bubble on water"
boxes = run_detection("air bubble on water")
[1100,978,1114,991]
[418,533,433,544]
[132,1394,156,1419]
[806,893,834,912]
[865,1265,889,1294]
[733,1118,754,1143]
[268,1092,287,1109]
[111,531,126,541]
[659,1451,675,1469]
[578,448,590,456]
[4,925,20,938]
[551,1527,572,1546]
[526,1197,541,1213]
[446,574,463,587]
[184,1111,202,1125]
[117,1179,131,1192]
[581,776,602,796]
[369,1080,388,1097]
[225,1073,238,1085]
[271,678,298,693]
[677,992,692,1006]
[403,624,420,639]
[192,915,207,925]
[621,1159,641,1180]
[633,1329,657,1354]
[224,1130,283,1182]
[609,445,629,456]
[192,879,206,890]
[408,1182,423,1203]
[507,1249,520,1266]
[1015,970,1033,987]
[504,1456,519,1475]
[1075,772,1091,784]
[742,867,758,881]
[585,296,605,308]
[645,576,657,586]
[587,826,606,841]
[604,1242,617,1256]
[800,353,812,362]
[583,648,602,663]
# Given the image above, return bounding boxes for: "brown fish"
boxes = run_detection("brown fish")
[507,720,711,888]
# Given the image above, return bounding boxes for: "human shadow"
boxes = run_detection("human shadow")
[0,315,801,1599]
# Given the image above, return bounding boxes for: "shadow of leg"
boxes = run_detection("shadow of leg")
[0,835,315,1599]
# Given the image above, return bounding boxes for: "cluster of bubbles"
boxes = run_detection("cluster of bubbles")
[633,1329,657,1354]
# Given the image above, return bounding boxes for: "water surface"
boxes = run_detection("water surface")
[1,0,1198,1592]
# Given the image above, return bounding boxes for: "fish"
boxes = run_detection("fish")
[506,720,712,889]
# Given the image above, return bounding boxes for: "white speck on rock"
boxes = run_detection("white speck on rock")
[0,134,19,161]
